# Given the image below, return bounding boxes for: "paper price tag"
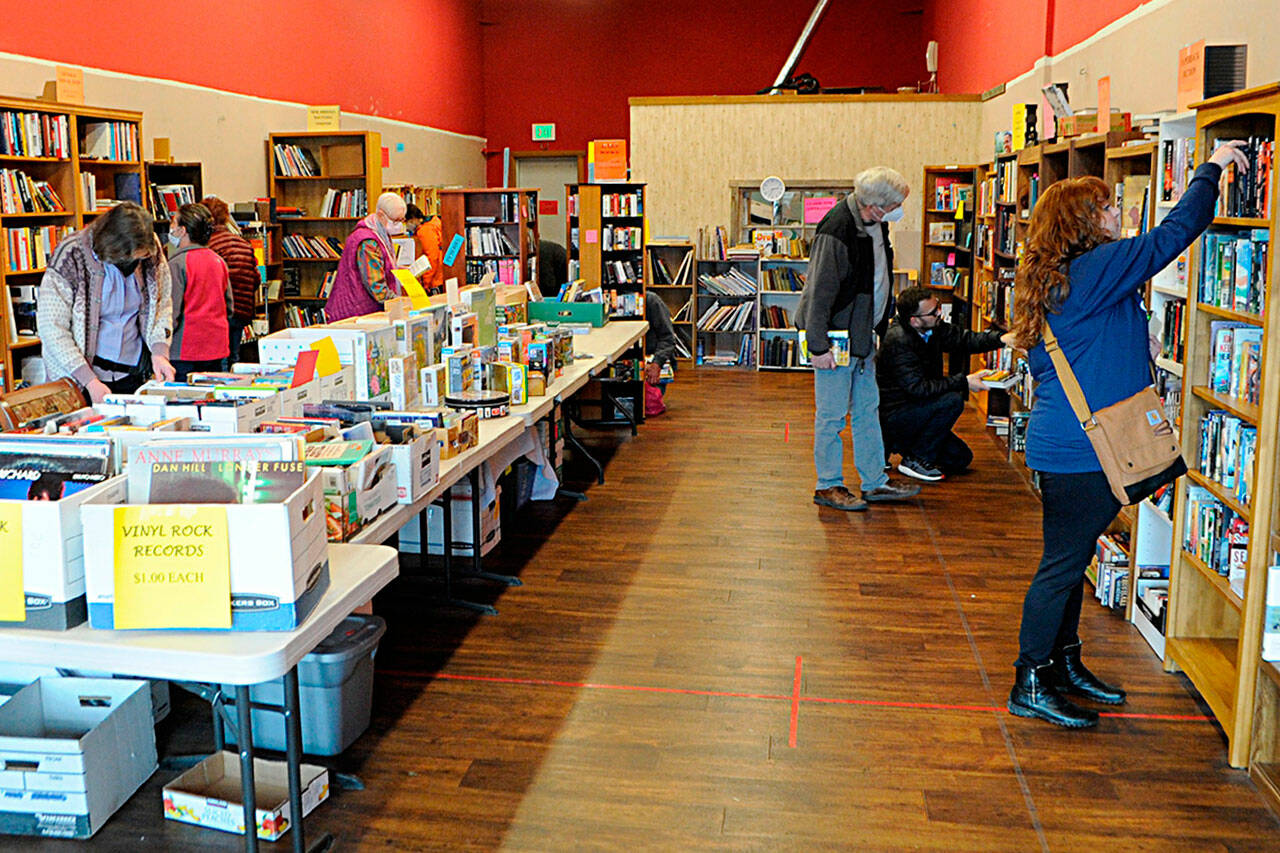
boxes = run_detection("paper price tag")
[113,506,231,629]
[393,269,430,309]
[0,504,25,622]
[443,234,464,267]
[310,337,342,377]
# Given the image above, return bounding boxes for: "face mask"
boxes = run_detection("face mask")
[114,259,140,276]
[167,231,181,248]
[385,220,406,236]
[882,206,905,223]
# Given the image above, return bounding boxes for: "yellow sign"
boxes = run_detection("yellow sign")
[0,504,25,622]
[309,336,343,377]
[1011,104,1028,152]
[112,506,231,629]
[954,200,965,220]
[393,269,429,309]
[306,105,341,132]
[55,66,84,105]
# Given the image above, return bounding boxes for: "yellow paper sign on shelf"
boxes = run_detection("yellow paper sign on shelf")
[310,336,342,377]
[112,505,231,629]
[393,269,429,309]
[0,504,25,622]
[306,105,341,132]
[954,200,965,220]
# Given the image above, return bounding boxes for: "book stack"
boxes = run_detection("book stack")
[1212,137,1273,219]
[696,300,754,332]
[81,121,138,161]
[320,188,367,218]
[4,225,71,272]
[697,268,756,296]
[1199,230,1269,314]
[1199,410,1258,506]
[0,169,66,213]
[272,143,321,177]
[0,109,71,158]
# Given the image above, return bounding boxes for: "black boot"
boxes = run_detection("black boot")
[1008,662,1099,728]
[1050,642,1126,705]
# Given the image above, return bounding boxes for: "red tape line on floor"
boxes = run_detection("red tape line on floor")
[378,670,1211,722]
[789,656,802,747]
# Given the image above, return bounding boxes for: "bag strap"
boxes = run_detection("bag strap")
[1041,321,1096,431]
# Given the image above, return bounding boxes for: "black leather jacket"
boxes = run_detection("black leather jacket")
[876,318,1003,415]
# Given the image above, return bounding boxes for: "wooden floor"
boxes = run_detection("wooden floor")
[45,370,1280,851]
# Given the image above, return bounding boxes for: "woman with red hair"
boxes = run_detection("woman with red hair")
[1007,139,1250,728]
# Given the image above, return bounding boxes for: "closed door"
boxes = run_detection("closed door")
[514,156,579,250]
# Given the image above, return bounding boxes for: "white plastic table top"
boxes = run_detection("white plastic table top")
[0,544,399,685]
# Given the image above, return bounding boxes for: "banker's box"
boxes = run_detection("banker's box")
[0,677,156,839]
[79,472,330,631]
[258,326,394,402]
[318,445,398,541]
[390,433,439,504]
[398,480,500,557]
[163,751,328,841]
[528,301,607,327]
[1057,112,1132,137]
[0,476,125,631]
[198,393,282,434]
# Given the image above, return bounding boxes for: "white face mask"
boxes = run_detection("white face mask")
[882,206,905,223]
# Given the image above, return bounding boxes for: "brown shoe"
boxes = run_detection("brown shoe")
[862,479,922,502]
[813,485,868,511]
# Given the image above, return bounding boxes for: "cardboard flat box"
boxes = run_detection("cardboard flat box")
[259,327,394,402]
[1057,112,1132,137]
[162,750,328,841]
[0,477,125,631]
[80,473,329,631]
[314,445,398,541]
[0,677,155,839]
[398,481,501,557]
[389,433,439,504]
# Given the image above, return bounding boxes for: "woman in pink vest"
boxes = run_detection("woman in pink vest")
[167,203,233,380]
[324,192,407,321]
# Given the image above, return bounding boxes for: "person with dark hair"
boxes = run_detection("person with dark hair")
[37,201,175,401]
[167,202,232,380]
[1006,140,1251,729]
[202,196,259,363]
[537,239,568,298]
[27,473,65,501]
[644,290,678,385]
[405,202,445,293]
[876,286,1006,481]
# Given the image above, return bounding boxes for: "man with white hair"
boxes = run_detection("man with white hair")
[325,191,408,321]
[796,166,921,511]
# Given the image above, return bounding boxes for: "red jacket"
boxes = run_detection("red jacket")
[207,227,258,322]
[168,244,232,361]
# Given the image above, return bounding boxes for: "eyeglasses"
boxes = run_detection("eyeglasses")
[913,305,941,319]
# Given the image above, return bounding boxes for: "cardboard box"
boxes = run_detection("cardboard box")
[314,445,398,541]
[198,393,282,435]
[162,751,328,841]
[419,364,446,407]
[397,481,500,557]
[388,354,419,411]
[389,433,439,504]
[1056,111,1132,137]
[528,301,607,327]
[80,473,330,631]
[0,476,125,631]
[258,327,395,402]
[0,677,156,839]
[393,313,436,367]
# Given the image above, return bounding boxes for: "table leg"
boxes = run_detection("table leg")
[459,467,520,587]
[434,487,498,615]
[212,692,225,752]
[547,409,587,502]
[282,667,310,853]
[562,406,605,485]
[234,685,259,853]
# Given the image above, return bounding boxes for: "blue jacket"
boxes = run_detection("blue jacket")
[1026,162,1222,473]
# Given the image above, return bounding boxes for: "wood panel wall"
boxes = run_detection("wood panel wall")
[629,95,982,272]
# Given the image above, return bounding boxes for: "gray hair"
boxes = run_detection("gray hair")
[853,167,909,207]
[375,192,407,220]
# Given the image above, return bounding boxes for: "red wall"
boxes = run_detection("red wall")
[923,0,1148,95]
[0,0,486,137]
[479,0,929,184]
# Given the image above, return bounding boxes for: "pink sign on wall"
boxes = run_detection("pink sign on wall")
[804,196,838,224]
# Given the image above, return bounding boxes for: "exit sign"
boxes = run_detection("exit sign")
[532,123,556,142]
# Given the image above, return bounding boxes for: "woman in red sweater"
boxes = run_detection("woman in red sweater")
[202,196,258,363]
[167,203,232,380]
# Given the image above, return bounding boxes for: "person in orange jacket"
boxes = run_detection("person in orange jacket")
[405,203,444,293]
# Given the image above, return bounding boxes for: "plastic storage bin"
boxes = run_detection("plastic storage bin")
[223,615,385,756]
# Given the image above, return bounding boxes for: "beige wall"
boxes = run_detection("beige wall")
[629,96,982,272]
[978,0,1280,163]
[0,52,486,201]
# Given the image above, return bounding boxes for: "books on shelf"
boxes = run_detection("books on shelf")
[284,303,328,328]
[1199,230,1269,314]
[1199,409,1258,505]
[467,226,518,256]
[1092,532,1130,610]
[649,250,693,285]
[671,298,693,322]
[0,168,66,213]
[927,222,956,244]
[4,224,71,272]
[760,333,800,368]
[1159,300,1186,363]
[1183,485,1249,592]
[602,225,642,250]
[760,265,805,292]
[1161,137,1196,203]
[466,257,519,285]
[1211,136,1273,219]
[149,183,196,217]
[320,188,367,218]
[272,143,321,177]
[759,304,792,328]
[696,300,755,332]
[281,233,344,260]
[0,110,71,158]
[697,268,756,296]
[996,160,1017,204]
[1208,320,1263,404]
[751,229,808,257]
[1117,176,1151,237]
[601,191,643,216]
[933,179,973,211]
[605,290,643,318]
[81,121,138,162]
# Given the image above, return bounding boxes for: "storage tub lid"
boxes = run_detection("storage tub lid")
[308,615,387,659]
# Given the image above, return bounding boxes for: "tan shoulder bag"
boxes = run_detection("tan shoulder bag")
[1042,323,1186,505]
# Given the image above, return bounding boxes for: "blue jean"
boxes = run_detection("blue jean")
[813,356,888,492]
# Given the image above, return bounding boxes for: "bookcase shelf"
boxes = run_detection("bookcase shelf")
[0,95,145,392]
[646,240,695,363]
[730,180,855,261]
[268,130,380,304]
[1166,82,1280,770]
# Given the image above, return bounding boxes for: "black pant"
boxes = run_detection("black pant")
[881,391,972,472]
[173,358,226,382]
[1015,470,1121,666]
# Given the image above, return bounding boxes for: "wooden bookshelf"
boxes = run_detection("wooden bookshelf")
[646,240,695,363]
[757,258,807,371]
[921,165,978,376]
[0,95,144,392]
[143,160,202,241]
[1166,82,1280,769]
[267,130,381,300]
[438,188,538,289]
[566,183,640,317]
[728,180,856,260]
[694,257,758,367]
